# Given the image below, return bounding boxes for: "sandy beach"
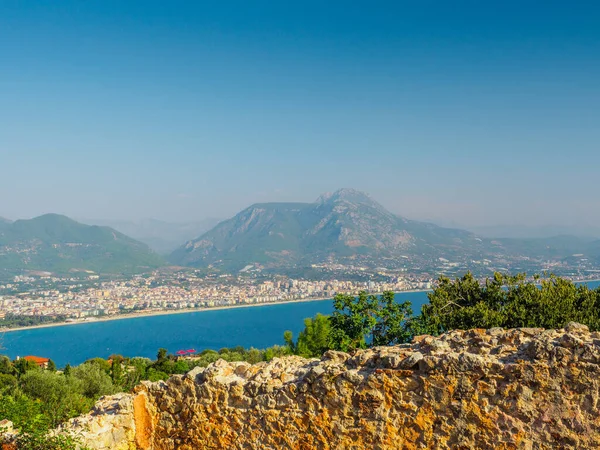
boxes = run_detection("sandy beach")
[1,289,431,333]
[3,278,599,334]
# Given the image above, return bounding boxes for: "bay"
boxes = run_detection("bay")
[3,280,599,367]
[1,291,430,367]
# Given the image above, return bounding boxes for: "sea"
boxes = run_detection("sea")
[2,281,599,367]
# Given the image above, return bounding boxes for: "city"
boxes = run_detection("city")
[0,269,432,327]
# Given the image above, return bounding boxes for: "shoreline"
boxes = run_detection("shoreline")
[0,288,432,333]
[3,278,599,334]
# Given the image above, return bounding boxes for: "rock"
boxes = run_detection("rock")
[322,350,349,364]
[184,366,204,381]
[60,326,600,449]
[57,393,136,450]
[565,322,589,333]
[0,420,13,435]
[398,351,424,370]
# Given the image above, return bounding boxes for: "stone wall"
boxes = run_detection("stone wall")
[64,323,600,449]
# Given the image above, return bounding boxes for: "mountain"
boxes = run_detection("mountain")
[170,188,489,270]
[81,218,221,254]
[0,214,164,276]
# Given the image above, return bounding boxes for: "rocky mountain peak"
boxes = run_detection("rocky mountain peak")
[315,188,379,208]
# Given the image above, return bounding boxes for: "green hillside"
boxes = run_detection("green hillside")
[0,214,165,275]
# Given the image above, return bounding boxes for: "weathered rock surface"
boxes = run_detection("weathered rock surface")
[63,324,600,449]
[59,394,137,450]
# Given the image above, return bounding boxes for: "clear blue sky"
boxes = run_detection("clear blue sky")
[1,0,599,227]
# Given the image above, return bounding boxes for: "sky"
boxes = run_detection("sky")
[1,0,599,228]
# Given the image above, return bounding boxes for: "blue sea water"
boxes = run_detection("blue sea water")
[3,281,599,367]
[2,291,430,366]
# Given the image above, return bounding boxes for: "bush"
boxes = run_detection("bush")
[71,363,116,398]
[19,371,90,427]
[13,430,86,450]
[421,273,600,334]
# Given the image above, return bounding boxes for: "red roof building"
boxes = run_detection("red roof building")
[23,356,50,369]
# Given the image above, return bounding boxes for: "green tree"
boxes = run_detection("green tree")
[46,359,57,372]
[20,370,89,427]
[245,348,263,364]
[14,430,84,450]
[329,291,379,351]
[263,345,290,361]
[110,356,124,387]
[371,291,413,346]
[420,272,600,333]
[0,392,50,433]
[85,357,111,372]
[0,373,17,392]
[156,348,168,363]
[294,314,332,357]
[71,363,115,399]
[283,330,295,353]
[14,358,38,377]
[0,356,15,375]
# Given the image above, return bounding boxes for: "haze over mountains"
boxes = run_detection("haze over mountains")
[80,218,221,255]
[1,189,599,277]
[466,224,600,240]
[170,189,600,272]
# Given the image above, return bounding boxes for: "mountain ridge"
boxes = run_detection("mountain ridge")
[170,189,488,270]
[0,214,164,276]
[170,189,600,272]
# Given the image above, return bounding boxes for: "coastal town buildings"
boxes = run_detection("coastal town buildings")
[0,271,433,328]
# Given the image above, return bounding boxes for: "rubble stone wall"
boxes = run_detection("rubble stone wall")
[64,323,600,449]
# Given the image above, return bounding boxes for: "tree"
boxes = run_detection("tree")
[19,370,89,427]
[420,272,600,333]
[294,314,332,357]
[14,358,38,377]
[85,357,111,372]
[46,359,57,372]
[71,363,116,399]
[156,348,168,363]
[122,358,151,391]
[63,364,71,377]
[371,291,413,346]
[110,356,124,387]
[283,330,295,353]
[0,356,15,375]
[329,292,379,351]
[0,373,17,392]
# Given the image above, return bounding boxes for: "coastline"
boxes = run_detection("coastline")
[3,278,599,334]
[0,288,432,333]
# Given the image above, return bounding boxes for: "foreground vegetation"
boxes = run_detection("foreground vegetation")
[2,272,600,448]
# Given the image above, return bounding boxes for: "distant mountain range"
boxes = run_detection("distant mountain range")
[169,188,600,271]
[80,218,221,254]
[2,190,599,277]
[0,214,164,276]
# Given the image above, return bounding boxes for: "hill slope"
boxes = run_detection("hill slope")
[0,214,164,275]
[170,189,489,270]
